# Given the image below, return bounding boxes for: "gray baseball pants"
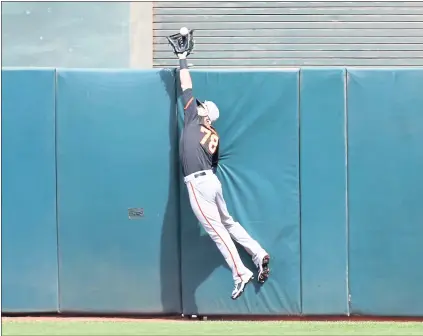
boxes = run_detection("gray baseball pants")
[184,169,268,284]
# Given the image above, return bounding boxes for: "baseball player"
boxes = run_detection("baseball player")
[168,30,270,300]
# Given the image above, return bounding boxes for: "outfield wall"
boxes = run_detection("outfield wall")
[2,67,422,316]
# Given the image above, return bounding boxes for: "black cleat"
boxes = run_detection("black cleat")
[258,255,270,284]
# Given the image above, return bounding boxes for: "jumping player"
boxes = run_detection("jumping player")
[176,50,271,300]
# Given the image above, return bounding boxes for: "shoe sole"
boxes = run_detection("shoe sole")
[258,255,270,284]
[231,275,254,300]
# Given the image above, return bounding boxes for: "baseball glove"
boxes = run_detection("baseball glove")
[167,29,195,57]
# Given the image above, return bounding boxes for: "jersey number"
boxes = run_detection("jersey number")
[200,126,219,154]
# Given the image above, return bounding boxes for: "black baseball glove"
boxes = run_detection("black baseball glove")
[167,29,195,57]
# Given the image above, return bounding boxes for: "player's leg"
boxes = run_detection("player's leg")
[187,179,253,299]
[215,178,270,284]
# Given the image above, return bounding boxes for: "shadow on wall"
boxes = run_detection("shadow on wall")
[158,69,224,314]
[157,68,182,315]
[158,69,263,314]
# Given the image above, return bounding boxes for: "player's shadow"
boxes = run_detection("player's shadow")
[158,69,226,315]
[158,69,261,316]
[158,68,183,315]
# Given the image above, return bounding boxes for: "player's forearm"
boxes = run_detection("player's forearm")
[179,58,192,91]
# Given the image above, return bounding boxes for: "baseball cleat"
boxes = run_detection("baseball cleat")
[258,255,270,284]
[231,274,254,300]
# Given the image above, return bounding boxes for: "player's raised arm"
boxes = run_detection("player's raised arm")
[167,28,197,123]
[178,52,192,92]
[178,53,198,123]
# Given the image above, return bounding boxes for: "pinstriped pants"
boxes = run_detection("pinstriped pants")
[185,170,268,283]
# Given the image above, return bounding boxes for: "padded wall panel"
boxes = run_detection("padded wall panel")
[56,69,181,313]
[347,68,423,316]
[2,69,58,312]
[178,69,301,315]
[300,68,349,315]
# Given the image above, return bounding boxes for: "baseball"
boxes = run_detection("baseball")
[180,27,189,36]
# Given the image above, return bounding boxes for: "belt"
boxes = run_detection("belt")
[184,170,213,183]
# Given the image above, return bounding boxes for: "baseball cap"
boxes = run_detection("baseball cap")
[196,99,220,122]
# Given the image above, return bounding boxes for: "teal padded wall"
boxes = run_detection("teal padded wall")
[56,69,181,313]
[177,70,301,315]
[347,69,423,316]
[1,69,59,312]
[3,67,423,317]
[300,68,349,315]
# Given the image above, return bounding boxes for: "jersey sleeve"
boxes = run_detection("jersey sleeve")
[182,89,198,124]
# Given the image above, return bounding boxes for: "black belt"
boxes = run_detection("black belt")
[194,172,207,179]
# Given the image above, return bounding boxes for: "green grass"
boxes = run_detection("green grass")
[2,320,423,335]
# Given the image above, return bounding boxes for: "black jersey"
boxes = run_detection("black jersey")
[179,89,220,177]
